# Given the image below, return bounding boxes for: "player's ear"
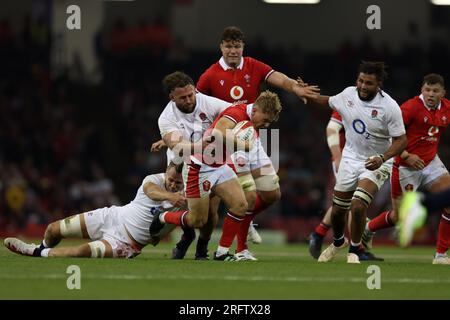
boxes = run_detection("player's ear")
[169,93,174,101]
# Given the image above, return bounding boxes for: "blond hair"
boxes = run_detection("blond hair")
[254,90,282,121]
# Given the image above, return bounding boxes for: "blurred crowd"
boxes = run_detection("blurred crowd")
[1,15,450,236]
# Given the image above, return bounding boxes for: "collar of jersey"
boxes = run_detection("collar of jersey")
[219,57,244,70]
[419,94,441,111]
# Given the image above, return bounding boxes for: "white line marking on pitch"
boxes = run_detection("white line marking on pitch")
[1,274,448,284]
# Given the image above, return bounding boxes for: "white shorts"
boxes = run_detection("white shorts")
[391,155,449,199]
[84,206,142,258]
[229,138,273,174]
[183,162,237,198]
[334,156,392,192]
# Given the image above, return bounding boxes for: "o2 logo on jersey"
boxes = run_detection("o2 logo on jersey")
[428,126,439,137]
[149,207,162,216]
[230,86,244,100]
[352,119,372,139]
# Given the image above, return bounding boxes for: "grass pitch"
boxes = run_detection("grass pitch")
[0,238,449,300]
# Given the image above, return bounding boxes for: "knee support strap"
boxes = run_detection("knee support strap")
[60,215,83,238]
[255,174,280,192]
[88,240,106,258]
[352,187,374,207]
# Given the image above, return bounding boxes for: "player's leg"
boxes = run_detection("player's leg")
[150,164,211,240]
[5,213,90,257]
[318,190,353,262]
[347,178,379,263]
[426,173,450,264]
[309,206,332,259]
[213,175,248,261]
[194,195,220,260]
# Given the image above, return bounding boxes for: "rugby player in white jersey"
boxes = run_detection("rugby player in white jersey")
[156,71,232,259]
[4,162,186,258]
[309,61,407,263]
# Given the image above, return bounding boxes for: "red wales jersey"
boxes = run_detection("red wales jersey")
[396,96,450,167]
[197,57,274,104]
[194,104,252,166]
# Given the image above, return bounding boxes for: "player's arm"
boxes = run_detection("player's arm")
[307,95,331,108]
[266,71,320,102]
[212,118,252,152]
[399,150,425,170]
[365,134,407,170]
[162,131,204,154]
[143,182,186,207]
[150,139,167,152]
[326,120,343,171]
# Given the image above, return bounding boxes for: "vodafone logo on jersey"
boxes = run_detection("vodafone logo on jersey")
[230,86,244,100]
[428,126,439,136]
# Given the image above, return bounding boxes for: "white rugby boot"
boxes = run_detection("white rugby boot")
[318,238,348,262]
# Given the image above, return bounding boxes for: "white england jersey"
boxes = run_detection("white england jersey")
[158,92,231,164]
[329,86,405,161]
[119,173,179,245]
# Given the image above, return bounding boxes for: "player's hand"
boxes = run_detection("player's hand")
[296,77,308,87]
[405,153,425,170]
[364,155,383,171]
[169,193,186,207]
[294,84,320,103]
[151,139,167,152]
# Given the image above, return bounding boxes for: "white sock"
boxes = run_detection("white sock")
[351,241,361,247]
[435,252,447,258]
[216,246,229,256]
[41,248,50,257]
[159,212,167,223]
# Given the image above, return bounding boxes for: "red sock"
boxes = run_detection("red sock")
[251,194,270,215]
[368,211,394,232]
[162,211,188,226]
[315,222,331,237]
[436,213,450,254]
[236,214,255,252]
[219,211,244,248]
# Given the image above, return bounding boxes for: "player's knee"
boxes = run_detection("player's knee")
[230,200,248,216]
[245,190,257,210]
[260,188,281,205]
[188,215,208,228]
[350,200,366,216]
[45,221,60,238]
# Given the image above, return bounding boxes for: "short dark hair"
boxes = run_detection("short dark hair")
[167,161,183,174]
[423,73,445,88]
[358,61,388,83]
[162,71,194,95]
[221,26,245,43]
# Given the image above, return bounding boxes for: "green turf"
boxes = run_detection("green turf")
[1,238,449,299]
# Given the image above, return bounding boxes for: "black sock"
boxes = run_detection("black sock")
[333,236,345,247]
[33,247,42,257]
[349,245,360,254]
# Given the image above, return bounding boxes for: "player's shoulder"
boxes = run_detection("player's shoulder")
[244,56,267,67]
[378,90,400,107]
[201,61,221,76]
[143,173,165,186]
[400,96,421,110]
[158,101,175,120]
[441,97,450,109]
[340,86,357,96]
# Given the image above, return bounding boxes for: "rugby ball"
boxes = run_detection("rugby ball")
[232,120,256,145]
